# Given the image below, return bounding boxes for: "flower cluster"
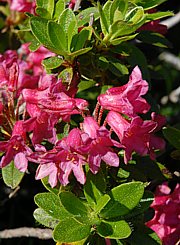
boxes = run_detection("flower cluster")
[0,42,166,187]
[146,182,180,245]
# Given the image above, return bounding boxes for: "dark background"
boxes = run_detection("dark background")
[0,0,180,244]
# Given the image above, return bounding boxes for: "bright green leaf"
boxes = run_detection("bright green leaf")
[58,8,78,52]
[110,0,128,23]
[54,0,65,20]
[34,192,71,220]
[125,6,144,24]
[53,218,91,243]
[110,33,138,45]
[69,47,92,58]
[42,56,63,69]
[41,176,60,195]
[98,2,109,36]
[129,0,167,10]
[94,194,111,214]
[100,182,144,218]
[33,208,59,228]
[78,79,96,93]
[48,21,67,54]
[97,220,131,239]
[163,126,180,149]
[36,0,54,18]
[2,161,24,189]
[76,7,99,27]
[36,7,52,19]
[146,11,174,22]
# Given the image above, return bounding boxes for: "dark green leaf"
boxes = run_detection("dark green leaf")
[71,27,92,52]
[53,218,91,243]
[29,38,41,51]
[76,7,99,27]
[42,56,63,69]
[84,171,106,207]
[108,57,129,76]
[60,191,88,216]
[163,126,180,149]
[138,31,171,48]
[98,2,109,36]
[2,161,24,189]
[33,208,59,228]
[97,220,131,239]
[34,192,70,220]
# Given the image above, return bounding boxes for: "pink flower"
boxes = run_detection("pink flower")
[10,0,36,14]
[81,117,119,173]
[98,66,150,117]
[146,182,180,245]
[0,120,33,171]
[106,111,165,163]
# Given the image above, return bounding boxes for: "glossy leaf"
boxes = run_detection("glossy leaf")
[2,161,24,189]
[34,192,71,220]
[58,8,78,52]
[100,182,144,218]
[42,56,63,69]
[97,220,131,239]
[33,208,59,228]
[53,218,91,243]
[163,126,180,149]
[60,191,88,216]
[76,7,99,27]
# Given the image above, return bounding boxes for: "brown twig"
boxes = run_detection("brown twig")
[0,227,53,240]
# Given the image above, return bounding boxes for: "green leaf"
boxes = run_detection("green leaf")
[60,191,88,216]
[41,176,60,195]
[129,0,167,10]
[36,7,52,19]
[53,218,91,243]
[2,161,24,189]
[110,33,138,45]
[33,208,59,228]
[78,79,96,92]
[94,194,111,214]
[29,38,41,51]
[128,226,162,244]
[48,21,67,54]
[76,7,100,27]
[34,192,71,220]
[137,31,171,48]
[100,182,144,218]
[97,220,131,239]
[110,0,128,23]
[146,11,174,22]
[30,17,56,51]
[69,47,92,58]
[54,0,65,20]
[42,56,63,69]
[36,0,54,18]
[58,8,78,52]
[163,126,180,149]
[108,57,129,76]
[71,27,92,52]
[58,67,73,85]
[98,2,110,36]
[84,171,106,207]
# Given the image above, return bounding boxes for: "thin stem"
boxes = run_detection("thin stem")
[93,102,100,121]
[98,106,104,125]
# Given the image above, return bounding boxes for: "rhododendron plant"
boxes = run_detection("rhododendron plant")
[0,0,178,244]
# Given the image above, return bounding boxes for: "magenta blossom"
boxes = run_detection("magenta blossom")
[0,120,33,171]
[10,0,36,14]
[81,117,119,173]
[98,66,150,117]
[106,111,165,164]
[29,128,86,187]
[146,182,180,245]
